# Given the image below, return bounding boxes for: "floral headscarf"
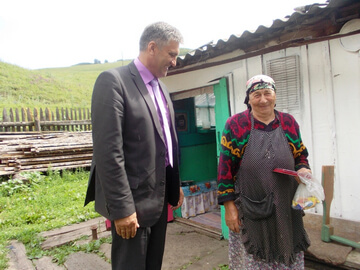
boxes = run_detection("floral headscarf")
[244,75,276,110]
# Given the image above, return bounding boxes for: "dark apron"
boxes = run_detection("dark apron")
[235,114,310,266]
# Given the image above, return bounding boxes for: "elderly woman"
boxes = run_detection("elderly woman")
[217,75,311,269]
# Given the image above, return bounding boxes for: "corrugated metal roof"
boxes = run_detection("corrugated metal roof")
[170,0,360,72]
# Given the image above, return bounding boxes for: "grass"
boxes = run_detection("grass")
[0,169,100,269]
[0,60,132,117]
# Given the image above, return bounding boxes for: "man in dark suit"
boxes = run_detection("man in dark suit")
[84,22,184,270]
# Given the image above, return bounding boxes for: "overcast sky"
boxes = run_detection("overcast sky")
[0,0,324,70]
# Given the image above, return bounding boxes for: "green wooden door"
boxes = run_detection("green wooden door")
[213,77,230,239]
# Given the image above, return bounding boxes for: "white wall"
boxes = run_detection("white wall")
[327,37,360,220]
[306,41,340,216]
[300,38,360,221]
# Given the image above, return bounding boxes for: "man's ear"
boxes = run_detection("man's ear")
[147,41,157,56]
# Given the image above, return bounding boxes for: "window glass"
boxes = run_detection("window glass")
[195,93,215,129]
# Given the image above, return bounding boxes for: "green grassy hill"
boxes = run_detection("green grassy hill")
[0,60,132,116]
[0,47,192,119]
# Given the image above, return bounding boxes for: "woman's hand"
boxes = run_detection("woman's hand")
[295,167,312,184]
[224,200,241,233]
[297,167,312,175]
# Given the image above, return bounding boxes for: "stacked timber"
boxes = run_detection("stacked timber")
[0,132,92,176]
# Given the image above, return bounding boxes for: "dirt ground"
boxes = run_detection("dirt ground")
[7,220,229,270]
[162,221,229,270]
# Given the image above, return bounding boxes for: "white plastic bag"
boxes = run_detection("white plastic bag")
[292,172,325,210]
[297,172,325,201]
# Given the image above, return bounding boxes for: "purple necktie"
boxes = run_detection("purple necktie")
[150,79,173,167]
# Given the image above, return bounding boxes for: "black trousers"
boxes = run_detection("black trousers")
[110,169,171,270]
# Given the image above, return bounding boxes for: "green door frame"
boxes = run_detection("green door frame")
[213,77,230,240]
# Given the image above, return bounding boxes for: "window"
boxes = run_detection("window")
[266,55,301,117]
[195,93,215,129]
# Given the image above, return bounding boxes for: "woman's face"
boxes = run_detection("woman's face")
[248,88,276,115]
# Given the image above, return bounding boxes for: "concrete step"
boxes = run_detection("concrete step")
[64,252,111,270]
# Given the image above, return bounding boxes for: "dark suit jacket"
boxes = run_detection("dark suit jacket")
[84,61,180,227]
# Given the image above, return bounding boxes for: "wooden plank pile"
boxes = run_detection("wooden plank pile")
[0,132,92,176]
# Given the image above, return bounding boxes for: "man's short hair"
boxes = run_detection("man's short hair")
[139,22,183,51]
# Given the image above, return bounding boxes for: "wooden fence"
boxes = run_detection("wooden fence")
[0,107,91,132]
